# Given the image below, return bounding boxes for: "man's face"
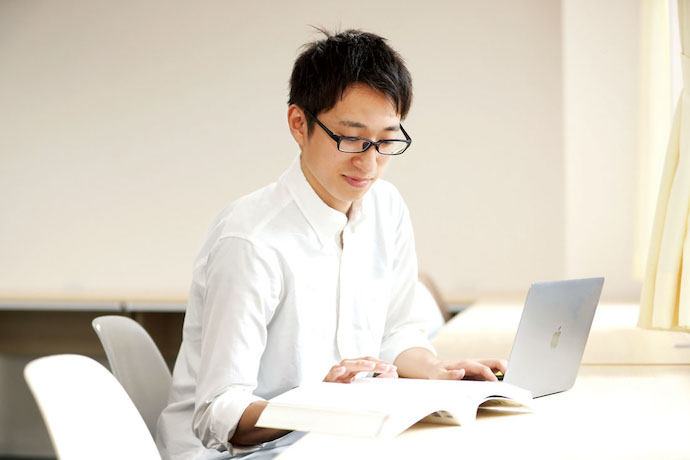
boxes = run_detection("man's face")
[290,83,403,214]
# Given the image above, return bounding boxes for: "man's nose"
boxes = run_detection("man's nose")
[352,146,378,174]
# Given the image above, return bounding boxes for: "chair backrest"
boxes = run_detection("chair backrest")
[417,280,446,339]
[418,272,451,322]
[24,354,161,460]
[92,315,172,435]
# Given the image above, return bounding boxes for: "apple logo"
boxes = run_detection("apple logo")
[550,326,562,349]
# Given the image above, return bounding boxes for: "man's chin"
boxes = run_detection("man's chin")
[340,185,372,202]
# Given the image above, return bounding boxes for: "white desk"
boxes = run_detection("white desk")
[278,365,690,459]
[278,302,690,459]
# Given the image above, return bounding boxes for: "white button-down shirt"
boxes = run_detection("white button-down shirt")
[156,155,434,459]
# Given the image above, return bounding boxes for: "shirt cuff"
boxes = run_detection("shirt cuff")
[379,328,437,364]
[195,386,265,455]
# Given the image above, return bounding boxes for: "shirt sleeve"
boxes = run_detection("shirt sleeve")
[379,199,437,364]
[191,235,282,455]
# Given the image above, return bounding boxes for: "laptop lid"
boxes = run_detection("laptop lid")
[503,277,604,398]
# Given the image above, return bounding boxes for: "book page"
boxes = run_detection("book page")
[262,378,532,438]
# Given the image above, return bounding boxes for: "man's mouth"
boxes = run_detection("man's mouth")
[342,175,372,188]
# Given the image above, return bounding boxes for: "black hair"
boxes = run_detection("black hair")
[288,28,413,135]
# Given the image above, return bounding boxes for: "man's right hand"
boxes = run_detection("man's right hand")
[232,357,397,445]
[323,357,397,383]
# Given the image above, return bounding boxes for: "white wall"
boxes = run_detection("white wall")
[394,2,564,299]
[0,0,565,303]
[562,0,642,300]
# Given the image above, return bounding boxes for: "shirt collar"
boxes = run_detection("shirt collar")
[282,154,367,248]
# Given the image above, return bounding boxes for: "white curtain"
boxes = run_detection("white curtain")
[639,0,690,331]
[635,0,679,279]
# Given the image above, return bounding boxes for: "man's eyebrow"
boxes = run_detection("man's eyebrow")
[338,120,401,131]
[339,120,367,128]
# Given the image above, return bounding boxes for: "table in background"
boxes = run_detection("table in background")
[0,299,186,358]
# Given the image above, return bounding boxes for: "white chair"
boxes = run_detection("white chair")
[418,272,451,322]
[417,280,446,339]
[92,315,172,435]
[24,354,161,460]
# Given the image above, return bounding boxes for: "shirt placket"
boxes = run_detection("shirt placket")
[336,225,357,360]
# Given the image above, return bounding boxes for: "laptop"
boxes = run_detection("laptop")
[498,277,605,397]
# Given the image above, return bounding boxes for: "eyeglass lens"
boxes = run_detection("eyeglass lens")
[338,138,408,155]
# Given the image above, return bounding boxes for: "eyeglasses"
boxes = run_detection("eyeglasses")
[304,109,412,155]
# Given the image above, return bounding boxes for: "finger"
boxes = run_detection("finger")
[323,365,347,382]
[334,358,397,382]
[343,357,396,368]
[340,360,397,377]
[438,368,465,380]
[343,363,396,381]
[464,363,498,381]
[366,358,398,371]
[375,368,399,379]
[338,369,363,383]
[474,359,508,374]
[339,359,379,373]
[372,363,397,374]
[496,359,508,374]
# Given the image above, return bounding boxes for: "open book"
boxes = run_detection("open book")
[256,378,532,439]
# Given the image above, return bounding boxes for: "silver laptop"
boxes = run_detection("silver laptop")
[500,277,604,397]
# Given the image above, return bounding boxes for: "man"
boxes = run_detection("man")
[156,29,506,460]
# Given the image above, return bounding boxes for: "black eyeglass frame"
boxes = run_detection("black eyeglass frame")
[304,109,412,156]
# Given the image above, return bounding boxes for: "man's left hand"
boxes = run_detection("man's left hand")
[394,347,507,381]
[426,358,507,381]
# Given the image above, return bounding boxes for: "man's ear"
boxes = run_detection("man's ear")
[287,104,308,148]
